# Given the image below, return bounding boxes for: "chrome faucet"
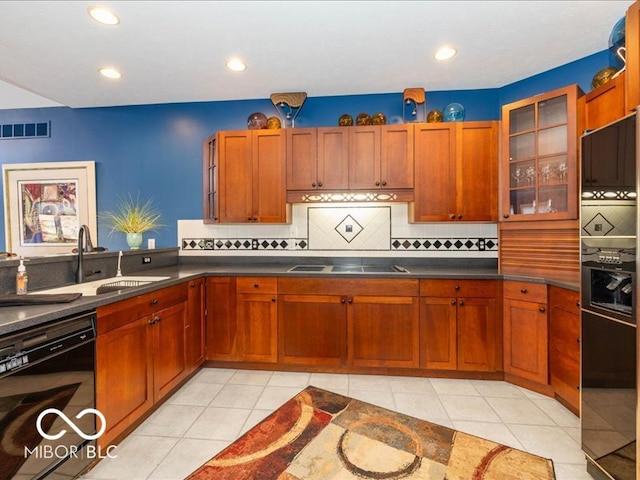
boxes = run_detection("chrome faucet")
[76,224,95,283]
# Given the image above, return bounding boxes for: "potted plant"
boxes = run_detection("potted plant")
[101,194,164,249]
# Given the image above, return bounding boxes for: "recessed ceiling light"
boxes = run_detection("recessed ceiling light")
[88,6,120,25]
[99,67,122,79]
[434,46,457,61]
[226,59,247,72]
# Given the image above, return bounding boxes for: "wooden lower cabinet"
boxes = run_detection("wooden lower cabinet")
[549,286,580,414]
[503,281,548,385]
[96,283,188,447]
[206,277,238,361]
[279,294,347,365]
[277,278,419,369]
[186,277,206,373]
[236,277,278,362]
[348,295,419,368]
[420,280,500,372]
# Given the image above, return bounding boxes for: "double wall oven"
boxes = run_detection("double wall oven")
[580,111,637,480]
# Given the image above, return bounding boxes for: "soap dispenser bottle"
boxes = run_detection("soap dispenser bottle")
[16,258,28,295]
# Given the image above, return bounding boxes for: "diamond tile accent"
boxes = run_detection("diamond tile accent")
[334,214,364,243]
[389,238,499,252]
[582,212,615,237]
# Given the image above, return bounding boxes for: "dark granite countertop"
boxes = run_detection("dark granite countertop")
[0,259,579,336]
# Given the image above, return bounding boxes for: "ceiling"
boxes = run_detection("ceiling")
[0,0,633,110]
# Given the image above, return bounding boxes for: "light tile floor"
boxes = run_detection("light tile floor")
[82,368,592,480]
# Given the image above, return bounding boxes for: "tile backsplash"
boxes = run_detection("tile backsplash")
[179,203,498,258]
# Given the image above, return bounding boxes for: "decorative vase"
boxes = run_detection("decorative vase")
[126,232,143,250]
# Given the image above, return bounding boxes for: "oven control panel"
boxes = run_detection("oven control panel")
[597,251,623,264]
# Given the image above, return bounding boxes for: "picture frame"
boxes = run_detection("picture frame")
[2,161,97,256]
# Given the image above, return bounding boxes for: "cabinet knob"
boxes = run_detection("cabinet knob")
[459,301,464,306]
[253,216,258,221]
[576,301,580,307]
[454,284,460,290]
[341,298,346,304]
[451,300,457,305]
[457,214,462,220]
[381,181,387,186]
[253,283,259,288]
[503,214,509,218]
[247,216,252,221]
[450,214,456,220]
[318,181,323,187]
[190,282,196,288]
[520,288,527,294]
[375,181,380,187]
[539,306,546,313]
[311,182,317,188]
[348,298,353,304]
[271,298,276,302]
[151,299,159,305]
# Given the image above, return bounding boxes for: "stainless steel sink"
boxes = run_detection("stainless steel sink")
[287,265,410,273]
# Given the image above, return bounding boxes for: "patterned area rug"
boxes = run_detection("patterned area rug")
[186,386,555,480]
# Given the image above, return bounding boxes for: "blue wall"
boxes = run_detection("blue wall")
[0,49,613,252]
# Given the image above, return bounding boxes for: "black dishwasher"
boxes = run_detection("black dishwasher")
[0,311,97,480]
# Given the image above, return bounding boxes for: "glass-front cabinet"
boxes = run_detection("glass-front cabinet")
[501,85,581,221]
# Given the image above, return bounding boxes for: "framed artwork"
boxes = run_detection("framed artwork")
[2,161,97,256]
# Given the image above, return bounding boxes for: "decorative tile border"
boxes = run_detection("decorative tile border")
[182,237,497,252]
[182,238,308,251]
[391,238,498,251]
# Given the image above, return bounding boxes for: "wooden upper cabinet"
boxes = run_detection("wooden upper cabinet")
[626,0,640,113]
[581,72,627,132]
[348,124,414,190]
[286,127,349,191]
[457,122,498,222]
[413,123,455,221]
[412,121,497,222]
[500,84,581,222]
[216,129,288,223]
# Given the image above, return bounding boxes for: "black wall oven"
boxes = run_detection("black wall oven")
[0,311,97,480]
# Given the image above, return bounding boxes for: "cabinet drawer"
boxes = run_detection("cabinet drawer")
[504,281,547,303]
[97,283,188,334]
[420,279,496,298]
[549,286,580,314]
[237,276,278,294]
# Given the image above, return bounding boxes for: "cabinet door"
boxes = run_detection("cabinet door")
[380,125,414,189]
[457,297,497,372]
[503,298,548,384]
[286,128,317,191]
[253,130,287,222]
[549,287,580,413]
[218,131,253,223]
[501,85,580,221]
[237,293,278,362]
[582,72,627,131]
[318,127,350,189]
[412,123,456,221]
[626,1,640,113]
[206,277,238,361]
[457,122,498,221]
[348,126,380,190]
[420,297,457,370]
[186,278,206,373]
[348,295,419,368]
[279,294,347,365]
[96,316,153,448]
[153,302,187,401]
[203,133,218,223]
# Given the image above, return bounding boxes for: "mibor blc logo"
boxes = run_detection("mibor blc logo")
[26,408,117,460]
[36,408,106,440]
